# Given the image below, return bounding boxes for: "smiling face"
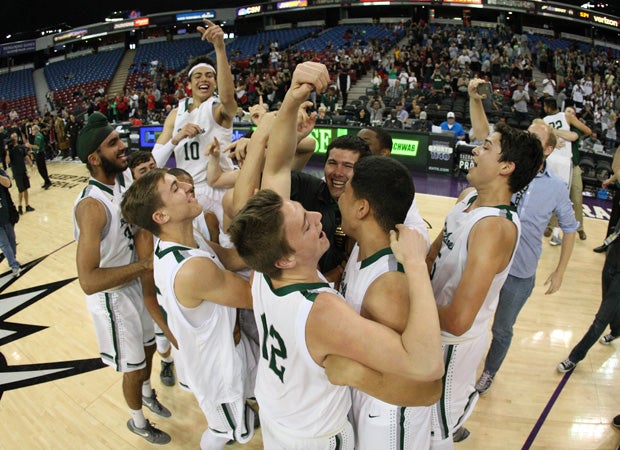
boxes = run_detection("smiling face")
[95,131,128,176]
[324,148,360,201]
[280,200,329,267]
[131,157,156,180]
[156,173,203,224]
[337,179,358,236]
[188,67,216,101]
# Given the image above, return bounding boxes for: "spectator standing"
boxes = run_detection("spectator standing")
[0,168,21,277]
[5,132,34,214]
[512,81,529,123]
[29,125,52,189]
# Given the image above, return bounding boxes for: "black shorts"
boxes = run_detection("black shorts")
[14,172,30,193]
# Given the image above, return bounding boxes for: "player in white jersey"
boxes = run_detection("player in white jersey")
[128,151,178,387]
[121,169,257,450]
[228,62,444,449]
[73,113,171,444]
[153,19,236,223]
[425,79,544,449]
[357,126,431,250]
[543,98,574,186]
[334,155,443,450]
[543,97,581,243]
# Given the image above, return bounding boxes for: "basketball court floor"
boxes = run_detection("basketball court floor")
[0,161,618,449]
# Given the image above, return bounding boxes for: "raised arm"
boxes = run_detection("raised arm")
[206,137,239,189]
[468,78,490,142]
[198,19,236,126]
[261,62,329,199]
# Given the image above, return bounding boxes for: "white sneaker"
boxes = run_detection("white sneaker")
[550,235,562,246]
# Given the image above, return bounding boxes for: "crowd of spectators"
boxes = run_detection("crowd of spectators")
[2,20,619,155]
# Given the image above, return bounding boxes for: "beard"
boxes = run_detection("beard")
[99,151,126,176]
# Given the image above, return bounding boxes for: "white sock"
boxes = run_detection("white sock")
[552,227,561,238]
[161,354,174,363]
[130,408,147,428]
[142,380,153,398]
[155,335,171,355]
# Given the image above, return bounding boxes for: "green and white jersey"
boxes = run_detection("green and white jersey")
[431,190,521,343]
[544,110,572,186]
[251,272,351,439]
[340,244,432,450]
[339,244,402,314]
[153,237,245,406]
[170,96,234,187]
[73,170,136,284]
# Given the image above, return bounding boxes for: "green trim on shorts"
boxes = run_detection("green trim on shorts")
[104,293,119,371]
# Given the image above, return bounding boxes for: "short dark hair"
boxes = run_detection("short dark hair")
[228,189,293,279]
[366,127,393,154]
[543,97,558,111]
[127,151,154,170]
[325,135,371,163]
[494,122,543,193]
[121,169,167,236]
[350,156,414,233]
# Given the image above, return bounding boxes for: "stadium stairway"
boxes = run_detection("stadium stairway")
[33,67,51,113]
[107,49,135,97]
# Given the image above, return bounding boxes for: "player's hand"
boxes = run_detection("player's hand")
[206,137,220,159]
[323,354,365,387]
[226,137,250,164]
[288,62,330,102]
[249,98,268,125]
[197,19,224,47]
[171,123,203,146]
[389,224,427,267]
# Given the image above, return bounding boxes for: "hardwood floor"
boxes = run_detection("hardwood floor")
[0,162,618,449]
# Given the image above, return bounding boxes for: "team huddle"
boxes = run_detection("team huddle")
[73,20,549,450]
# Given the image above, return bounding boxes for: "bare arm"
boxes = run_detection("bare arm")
[262,63,329,198]
[75,198,151,295]
[174,256,251,309]
[135,229,178,349]
[554,128,579,142]
[231,114,272,215]
[324,356,442,406]
[205,241,248,272]
[437,217,517,336]
[566,113,592,137]
[0,172,11,188]
[198,20,236,126]
[468,78,490,142]
[307,227,443,381]
[206,137,239,189]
